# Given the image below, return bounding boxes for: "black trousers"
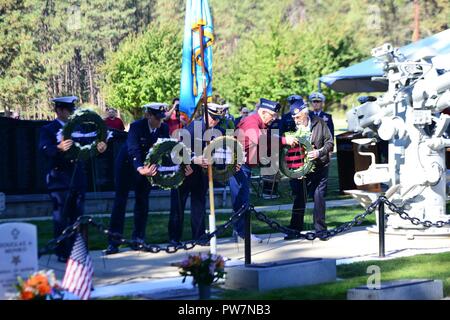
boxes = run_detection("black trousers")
[109,156,151,246]
[168,170,208,242]
[49,189,85,259]
[47,165,86,259]
[289,165,329,232]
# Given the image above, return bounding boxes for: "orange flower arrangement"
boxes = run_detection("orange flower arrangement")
[179,253,226,286]
[16,270,60,300]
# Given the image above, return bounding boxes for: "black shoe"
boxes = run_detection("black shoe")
[57,256,68,263]
[104,245,119,255]
[131,239,145,251]
[284,234,300,241]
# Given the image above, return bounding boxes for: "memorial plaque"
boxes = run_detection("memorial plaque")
[0,223,38,299]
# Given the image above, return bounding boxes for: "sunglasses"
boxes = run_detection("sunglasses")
[312,100,322,103]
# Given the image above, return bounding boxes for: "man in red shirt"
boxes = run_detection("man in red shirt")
[165,98,188,136]
[231,98,298,242]
[104,108,125,131]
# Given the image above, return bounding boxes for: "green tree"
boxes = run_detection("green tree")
[215,18,364,114]
[101,22,182,118]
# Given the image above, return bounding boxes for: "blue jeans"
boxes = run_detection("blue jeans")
[229,164,251,237]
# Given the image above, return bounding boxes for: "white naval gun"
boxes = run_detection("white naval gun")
[346,43,450,235]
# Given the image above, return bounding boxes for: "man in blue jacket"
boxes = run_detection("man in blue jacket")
[105,103,170,254]
[39,96,107,262]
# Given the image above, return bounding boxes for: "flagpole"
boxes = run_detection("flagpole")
[198,24,217,254]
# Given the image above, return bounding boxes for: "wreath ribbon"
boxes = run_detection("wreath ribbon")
[279,129,315,179]
[61,109,107,161]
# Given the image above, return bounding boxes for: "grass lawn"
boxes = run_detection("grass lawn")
[218,251,450,300]
[32,205,372,253]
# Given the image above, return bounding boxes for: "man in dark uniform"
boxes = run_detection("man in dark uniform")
[280,95,334,240]
[308,92,334,139]
[231,98,298,242]
[105,103,170,255]
[168,104,225,246]
[39,96,107,262]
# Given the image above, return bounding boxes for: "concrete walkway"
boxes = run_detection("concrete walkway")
[38,225,450,299]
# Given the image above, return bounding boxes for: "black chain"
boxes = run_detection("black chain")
[251,198,381,241]
[39,206,247,257]
[38,215,92,258]
[381,198,450,229]
[39,196,449,256]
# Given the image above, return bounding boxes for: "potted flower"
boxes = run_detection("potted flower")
[16,270,62,300]
[179,253,226,299]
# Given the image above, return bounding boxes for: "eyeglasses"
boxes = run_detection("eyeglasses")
[312,100,322,103]
[264,111,278,119]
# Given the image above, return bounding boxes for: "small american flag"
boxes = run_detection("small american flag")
[61,233,94,300]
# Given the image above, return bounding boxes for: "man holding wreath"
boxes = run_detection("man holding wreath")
[231,98,298,242]
[168,103,225,247]
[39,96,107,262]
[105,103,171,255]
[280,95,334,240]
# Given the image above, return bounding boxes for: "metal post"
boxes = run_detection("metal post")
[378,201,385,258]
[245,208,251,266]
[198,24,217,255]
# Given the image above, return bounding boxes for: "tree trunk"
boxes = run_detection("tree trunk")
[88,60,95,104]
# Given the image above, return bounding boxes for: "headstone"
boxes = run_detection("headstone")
[347,279,444,300]
[0,223,38,300]
[0,192,5,213]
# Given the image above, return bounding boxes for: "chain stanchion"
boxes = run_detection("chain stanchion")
[43,197,446,258]
[378,197,386,258]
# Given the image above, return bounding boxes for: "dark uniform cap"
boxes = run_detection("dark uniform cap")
[259,98,281,113]
[287,95,303,105]
[51,96,78,111]
[290,99,307,117]
[143,102,168,118]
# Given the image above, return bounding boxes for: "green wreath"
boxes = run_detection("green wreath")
[279,129,315,179]
[145,138,190,190]
[62,108,107,161]
[202,136,245,184]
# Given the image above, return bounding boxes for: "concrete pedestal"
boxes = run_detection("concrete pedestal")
[347,279,444,300]
[225,258,336,292]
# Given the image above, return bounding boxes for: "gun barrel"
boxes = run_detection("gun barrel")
[413,72,450,104]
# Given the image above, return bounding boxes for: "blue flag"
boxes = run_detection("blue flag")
[179,0,214,119]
